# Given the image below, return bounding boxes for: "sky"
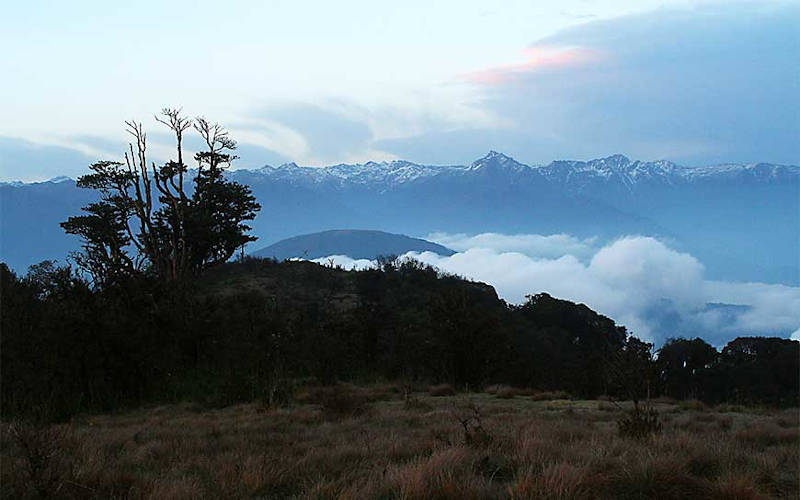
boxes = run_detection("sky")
[2,0,798,181]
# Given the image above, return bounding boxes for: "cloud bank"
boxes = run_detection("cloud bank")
[314,234,800,346]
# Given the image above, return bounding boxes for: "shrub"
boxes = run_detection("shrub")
[508,463,589,499]
[604,454,706,499]
[617,405,663,439]
[598,401,619,412]
[694,412,716,423]
[735,423,799,447]
[707,474,763,500]
[315,385,368,420]
[403,395,432,411]
[6,422,69,498]
[714,403,747,413]
[531,391,571,401]
[261,376,295,409]
[652,396,678,405]
[716,416,733,431]
[495,386,519,399]
[366,382,403,399]
[429,384,456,397]
[402,384,432,411]
[450,401,492,447]
[774,414,798,429]
[679,399,708,412]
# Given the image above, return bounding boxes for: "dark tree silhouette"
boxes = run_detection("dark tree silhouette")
[61,109,260,286]
[657,337,718,400]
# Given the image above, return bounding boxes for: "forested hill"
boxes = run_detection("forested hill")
[3,257,797,421]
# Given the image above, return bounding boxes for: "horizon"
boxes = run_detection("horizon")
[5,149,799,184]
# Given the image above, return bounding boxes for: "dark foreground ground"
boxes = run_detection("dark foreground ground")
[2,385,798,499]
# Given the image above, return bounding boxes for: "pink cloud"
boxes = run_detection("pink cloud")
[463,45,604,85]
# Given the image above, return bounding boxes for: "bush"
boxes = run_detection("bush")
[315,385,368,420]
[509,463,589,499]
[598,401,619,412]
[679,399,708,412]
[617,405,663,439]
[450,401,491,447]
[403,394,432,411]
[531,391,571,401]
[652,396,678,405]
[428,384,456,397]
[6,422,69,498]
[495,386,519,399]
[261,376,296,409]
[735,422,799,447]
[714,403,747,413]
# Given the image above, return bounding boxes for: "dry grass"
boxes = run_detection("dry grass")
[2,390,797,499]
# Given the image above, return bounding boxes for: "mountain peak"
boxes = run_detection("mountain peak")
[470,151,524,171]
[599,154,630,165]
[481,150,513,161]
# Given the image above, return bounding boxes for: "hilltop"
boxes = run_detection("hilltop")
[252,229,455,261]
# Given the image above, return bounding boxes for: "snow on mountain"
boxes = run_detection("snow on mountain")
[252,159,463,188]
[242,152,797,193]
[48,175,73,183]
[1,176,74,187]
[5,152,792,191]
[468,150,527,172]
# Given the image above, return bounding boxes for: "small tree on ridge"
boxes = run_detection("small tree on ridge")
[61,109,260,286]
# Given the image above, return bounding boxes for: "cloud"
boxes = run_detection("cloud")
[246,94,503,166]
[701,281,800,334]
[461,45,605,85]
[315,234,800,346]
[0,136,100,181]
[427,232,597,260]
[381,2,800,166]
[252,103,373,165]
[228,118,312,166]
[311,255,375,270]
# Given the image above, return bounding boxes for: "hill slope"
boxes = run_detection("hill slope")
[251,229,455,260]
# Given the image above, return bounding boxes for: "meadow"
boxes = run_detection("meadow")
[3,384,798,499]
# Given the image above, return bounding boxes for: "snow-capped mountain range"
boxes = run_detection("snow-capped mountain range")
[243,151,797,190]
[4,151,795,189]
[2,152,798,286]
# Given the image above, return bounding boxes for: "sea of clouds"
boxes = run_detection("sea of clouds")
[311,233,800,347]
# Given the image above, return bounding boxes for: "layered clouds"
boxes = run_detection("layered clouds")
[314,234,800,346]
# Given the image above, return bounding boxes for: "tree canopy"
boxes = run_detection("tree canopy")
[61,109,260,286]
[3,257,796,421]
